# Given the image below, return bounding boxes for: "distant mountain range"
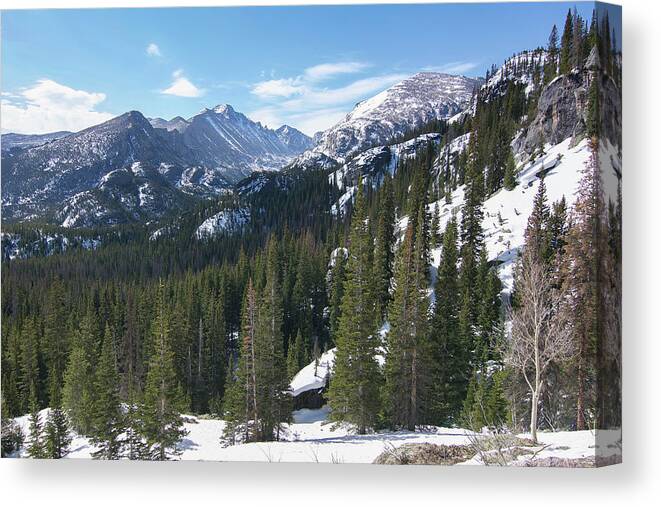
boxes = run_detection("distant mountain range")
[1,72,480,227]
[1,131,73,152]
[1,105,312,225]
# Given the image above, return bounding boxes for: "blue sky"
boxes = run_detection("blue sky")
[1,2,612,135]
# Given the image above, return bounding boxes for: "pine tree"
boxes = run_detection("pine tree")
[139,282,188,460]
[430,202,442,249]
[124,385,147,460]
[1,393,24,457]
[327,181,382,434]
[62,315,96,435]
[223,280,259,444]
[44,405,71,459]
[90,324,124,459]
[544,24,559,84]
[559,9,574,75]
[458,140,485,361]
[373,176,396,321]
[524,177,551,263]
[328,249,347,344]
[43,278,69,407]
[503,150,517,191]
[203,287,227,413]
[476,258,502,362]
[286,331,304,381]
[560,144,611,431]
[548,197,569,262]
[26,391,46,459]
[429,217,465,424]
[255,236,291,441]
[19,318,41,415]
[384,202,431,430]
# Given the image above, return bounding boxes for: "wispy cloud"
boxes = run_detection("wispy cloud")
[252,78,305,99]
[249,61,405,134]
[1,79,114,134]
[303,61,371,82]
[422,61,479,75]
[146,43,162,57]
[161,69,205,98]
[282,74,407,110]
[252,106,352,137]
[251,60,370,100]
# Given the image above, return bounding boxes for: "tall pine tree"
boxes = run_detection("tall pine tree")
[90,324,124,459]
[327,181,382,434]
[139,282,188,460]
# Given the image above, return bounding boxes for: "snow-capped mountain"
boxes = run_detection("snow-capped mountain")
[1,111,193,222]
[275,124,314,153]
[180,104,310,183]
[1,131,73,152]
[312,72,481,160]
[57,161,194,228]
[1,105,312,226]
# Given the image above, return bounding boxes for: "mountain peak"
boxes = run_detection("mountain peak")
[212,104,235,115]
[275,125,313,152]
[312,72,480,159]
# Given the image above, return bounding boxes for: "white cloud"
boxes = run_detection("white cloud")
[303,61,370,82]
[282,74,407,110]
[251,60,370,99]
[251,78,306,98]
[249,61,405,135]
[249,106,349,136]
[161,69,205,98]
[146,43,162,57]
[1,79,114,134]
[423,61,479,75]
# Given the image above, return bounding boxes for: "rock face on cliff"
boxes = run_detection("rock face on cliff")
[514,66,621,158]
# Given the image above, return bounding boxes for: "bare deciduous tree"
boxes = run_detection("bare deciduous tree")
[505,252,574,443]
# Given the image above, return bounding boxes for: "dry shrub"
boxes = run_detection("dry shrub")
[373,442,473,465]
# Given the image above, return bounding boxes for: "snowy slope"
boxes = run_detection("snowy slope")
[10,408,619,464]
[330,133,442,216]
[483,49,547,96]
[425,137,592,292]
[195,208,250,239]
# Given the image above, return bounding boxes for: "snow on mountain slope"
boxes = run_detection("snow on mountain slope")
[425,137,592,292]
[2,105,312,226]
[275,124,314,153]
[57,161,192,228]
[181,105,310,183]
[1,131,72,152]
[1,231,100,261]
[195,207,250,239]
[330,132,443,216]
[1,111,193,222]
[313,72,480,160]
[483,49,547,96]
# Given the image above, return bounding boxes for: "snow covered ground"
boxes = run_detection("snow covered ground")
[422,137,593,292]
[11,407,619,465]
